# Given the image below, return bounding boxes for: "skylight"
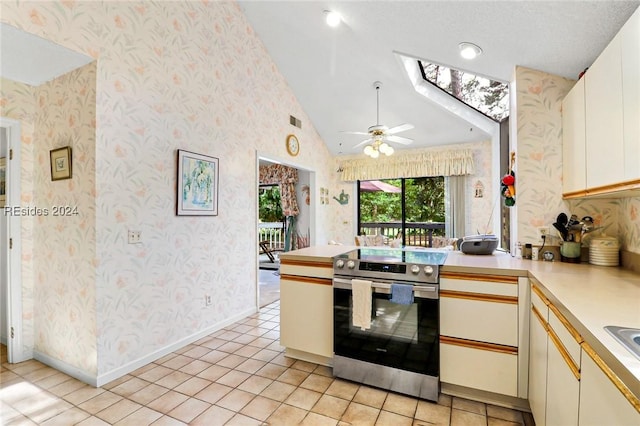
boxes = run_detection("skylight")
[418,61,509,122]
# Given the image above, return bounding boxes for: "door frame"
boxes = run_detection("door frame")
[1,117,26,363]
[255,151,316,309]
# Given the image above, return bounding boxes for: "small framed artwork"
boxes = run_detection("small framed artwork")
[50,147,72,181]
[177,149,219,216]
[0,157,6,208]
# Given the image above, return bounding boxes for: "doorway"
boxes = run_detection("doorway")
[1,117,25,363]
[256,154,314,308]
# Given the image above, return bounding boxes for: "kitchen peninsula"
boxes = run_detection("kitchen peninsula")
[278,245,640,422]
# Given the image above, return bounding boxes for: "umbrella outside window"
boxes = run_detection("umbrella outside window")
[359,180,401,193]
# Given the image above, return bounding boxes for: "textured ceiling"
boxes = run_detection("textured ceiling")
[239,1,640,156]
[0,23,93,86]
[2,2,638,158]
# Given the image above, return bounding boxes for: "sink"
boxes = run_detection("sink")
[604,326,640,360]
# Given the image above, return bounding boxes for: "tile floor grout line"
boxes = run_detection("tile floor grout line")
[1,300,533,426]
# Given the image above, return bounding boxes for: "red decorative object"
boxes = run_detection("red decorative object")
[501,152,516,207]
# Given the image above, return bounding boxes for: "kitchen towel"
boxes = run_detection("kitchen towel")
[351,279,372,330]
[390,283,414,305]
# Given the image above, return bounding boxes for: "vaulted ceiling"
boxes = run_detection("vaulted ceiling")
[239,1,640,156]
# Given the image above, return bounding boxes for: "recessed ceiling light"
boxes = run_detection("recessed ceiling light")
[324,10,342,27]
[459,42,482,60]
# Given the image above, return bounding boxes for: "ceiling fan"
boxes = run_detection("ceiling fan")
[343,81,414,153]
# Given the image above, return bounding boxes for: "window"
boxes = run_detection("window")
[357,177,445,247]
[419,60,509,122]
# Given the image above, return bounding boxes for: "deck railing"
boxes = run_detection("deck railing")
[359,222,446,247]
[259,222,285,251]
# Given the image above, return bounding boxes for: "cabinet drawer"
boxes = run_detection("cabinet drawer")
[440,275,518,297]
[548,305,582,367]
[440,293,518,346]
[440,339,518,397]
[280,260,333,279]
[531,283,549,319]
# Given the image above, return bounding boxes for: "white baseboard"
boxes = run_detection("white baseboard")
[96,306,257,387]
[32,306,257,388]
[34,350,99,387]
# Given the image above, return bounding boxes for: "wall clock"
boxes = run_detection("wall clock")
[286,134,300,156]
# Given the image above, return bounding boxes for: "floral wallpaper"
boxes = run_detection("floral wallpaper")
[33,63,97,374]
[1,1,344,381]
[513,66,639,253]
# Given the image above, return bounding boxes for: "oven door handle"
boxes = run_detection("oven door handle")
[332,277,438,299]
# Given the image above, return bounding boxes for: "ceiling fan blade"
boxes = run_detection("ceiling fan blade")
[386,123,414,134]
[386,135,413,145]
[353,138,373,148]
[340,130,370,135]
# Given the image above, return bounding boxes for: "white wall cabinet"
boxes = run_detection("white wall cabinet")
[440,273,525,398]
[579,344,640,426]
[622,6,640,181]
[562,7,640,198]
[562,78,586,196]
[584,30,624,189]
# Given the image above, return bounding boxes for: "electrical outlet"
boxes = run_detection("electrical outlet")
[537,227,548,239]
[205,294,212,306]
[128,230,142,244]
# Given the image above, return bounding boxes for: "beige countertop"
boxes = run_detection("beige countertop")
[279,245,358,263]
[280,245,640,395]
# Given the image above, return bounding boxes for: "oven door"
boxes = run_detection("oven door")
[333,277,439,377]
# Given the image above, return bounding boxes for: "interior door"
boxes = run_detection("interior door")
[1,118,26,363]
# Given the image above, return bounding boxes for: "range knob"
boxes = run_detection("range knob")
[347,260,356,269]
[423,265,434,276]
[335,259,345,269]
[410,264,420,274]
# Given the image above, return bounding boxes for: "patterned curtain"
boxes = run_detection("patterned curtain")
[259,164,299,217]
[338,148,475,181]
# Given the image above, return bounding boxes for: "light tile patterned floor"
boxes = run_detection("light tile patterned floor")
[1,301,535,425]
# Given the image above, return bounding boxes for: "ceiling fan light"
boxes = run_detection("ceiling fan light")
[370,149,380,159]
[364,145,374,156]
[324,10,342,27]
[384,146,394,156]
[459,42,482,60]
[379,142,390,153]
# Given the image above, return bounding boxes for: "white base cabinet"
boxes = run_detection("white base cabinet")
[279,259,334,364]
[440,338,518,397]
[440,273,526,399]
[579,345,640,426]
[546,332,580,426]
[530,282,640,426]
[528,288,549,426]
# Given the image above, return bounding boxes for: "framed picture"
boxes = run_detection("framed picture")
[0,157,6,208]
[177,149,219,216]
[50,147,72,181]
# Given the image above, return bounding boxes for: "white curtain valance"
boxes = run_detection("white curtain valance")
[339,149,475,181]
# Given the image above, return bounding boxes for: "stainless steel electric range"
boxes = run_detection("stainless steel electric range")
[332,247,448,401]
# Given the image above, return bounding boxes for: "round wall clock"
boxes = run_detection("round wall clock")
[286,134,300,156]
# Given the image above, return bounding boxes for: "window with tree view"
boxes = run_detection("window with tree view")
[358,177,445,247]
[419,60,509,122]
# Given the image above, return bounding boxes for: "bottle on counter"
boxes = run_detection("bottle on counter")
[523,243,532,259]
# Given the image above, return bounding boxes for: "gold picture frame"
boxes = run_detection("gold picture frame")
[50,147,72,181]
